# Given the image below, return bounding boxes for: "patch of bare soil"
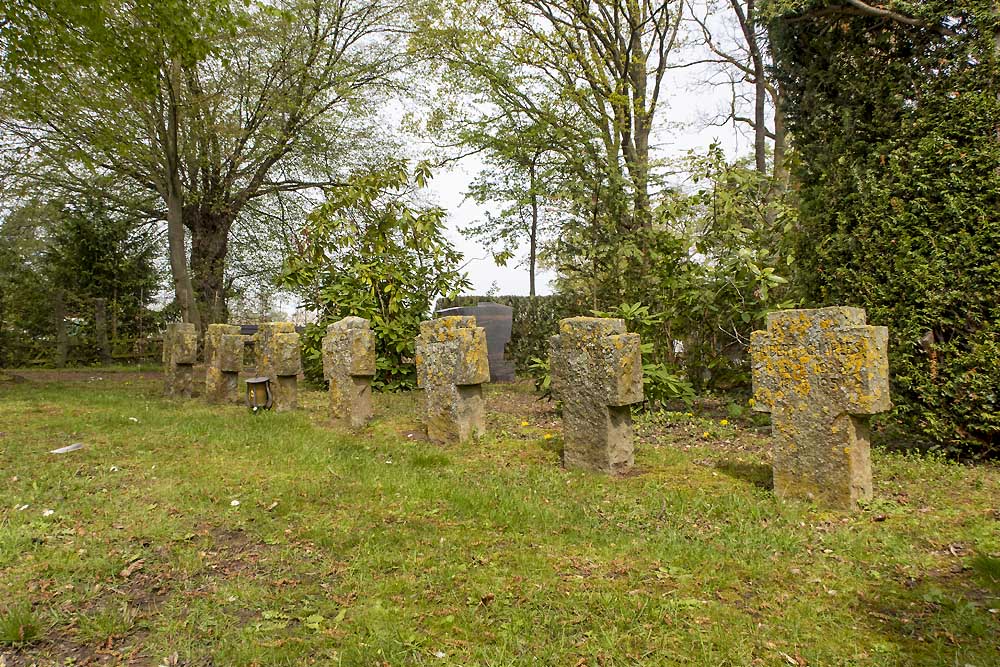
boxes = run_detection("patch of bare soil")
[484,380,557,421]
[4,638,153,667]
[4,526,277,667]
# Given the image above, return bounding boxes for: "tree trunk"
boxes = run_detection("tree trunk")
[164,59,201,331]
[54,290,68,368]
[627,17,653,231]
[166,191,200,329]
[94,297,112,365]
[186,208,234,326]
[630,161,652,229]
[528,158,539,297]
[772,90,788,187]
[753,69,768,174]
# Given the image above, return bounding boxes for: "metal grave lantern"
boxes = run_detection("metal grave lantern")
[245,376,273,413]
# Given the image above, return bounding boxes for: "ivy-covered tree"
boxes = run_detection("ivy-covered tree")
[769,1,1000,454]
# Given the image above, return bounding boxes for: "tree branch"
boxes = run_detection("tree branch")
[791,2,956,37]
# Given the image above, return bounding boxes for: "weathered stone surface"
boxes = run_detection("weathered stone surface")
[322,317,376,428]
[415,316,490,442]
[217,334,244,373]
[437,303,515,382]
[271,332,301,412]
[253,321,296,382]
[272,332,302,377]
[549,317,643,474]
[750,306,891,510]
[163,322,197,397]
[205,324,242,404]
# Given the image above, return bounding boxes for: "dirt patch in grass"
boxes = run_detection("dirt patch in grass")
[485,380,558,421]
[3,527,278,666]
[484,381,561,438]
[200,526,272,579]
[636,410,772,457]
[4,635,152,667]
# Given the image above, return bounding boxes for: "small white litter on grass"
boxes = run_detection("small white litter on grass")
[230,500,240,507]
[50,443,84,454]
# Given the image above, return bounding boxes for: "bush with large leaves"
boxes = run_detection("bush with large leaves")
[280,163,470,391]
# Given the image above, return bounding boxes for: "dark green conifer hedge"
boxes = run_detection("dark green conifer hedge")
[771,1,1000,454]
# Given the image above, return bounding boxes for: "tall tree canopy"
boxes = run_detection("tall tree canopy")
[416,0,685,232]
[1,0,408,328]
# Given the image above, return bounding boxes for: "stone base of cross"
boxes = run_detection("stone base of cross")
[750,307,890,509]
[549,317,643,474]
[272,332,302,412]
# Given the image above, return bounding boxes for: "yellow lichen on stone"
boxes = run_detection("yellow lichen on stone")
[749,306,890,510]
[415,316,489,443]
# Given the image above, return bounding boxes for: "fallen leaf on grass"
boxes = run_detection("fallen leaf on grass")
[779,651,807,666]
[120,559,145,579]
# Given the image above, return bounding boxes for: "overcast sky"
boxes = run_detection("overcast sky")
[427,6,760,297]
[274,2,764,316]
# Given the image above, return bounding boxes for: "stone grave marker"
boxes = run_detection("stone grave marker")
[415,316,490,442]
[163,322,197,397]
[549,317,643,474]
[322,316,376,428]
[750,306,890,509]
[437,303,515,382]
[253,321,293,408]
[205,323,243,404]
[253,321,295,381]
[272,332,302,412]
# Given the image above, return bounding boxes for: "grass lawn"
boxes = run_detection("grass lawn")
[0,370,997,666]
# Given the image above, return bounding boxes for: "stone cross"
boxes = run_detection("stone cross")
[271,332,302,412]
[750,307,890,510]
[253,322,295,408]
[163,322,197,397]
[549,317,643,474]
[322,317,376,428]
[415,316,490,443]
[205,324,244,404]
